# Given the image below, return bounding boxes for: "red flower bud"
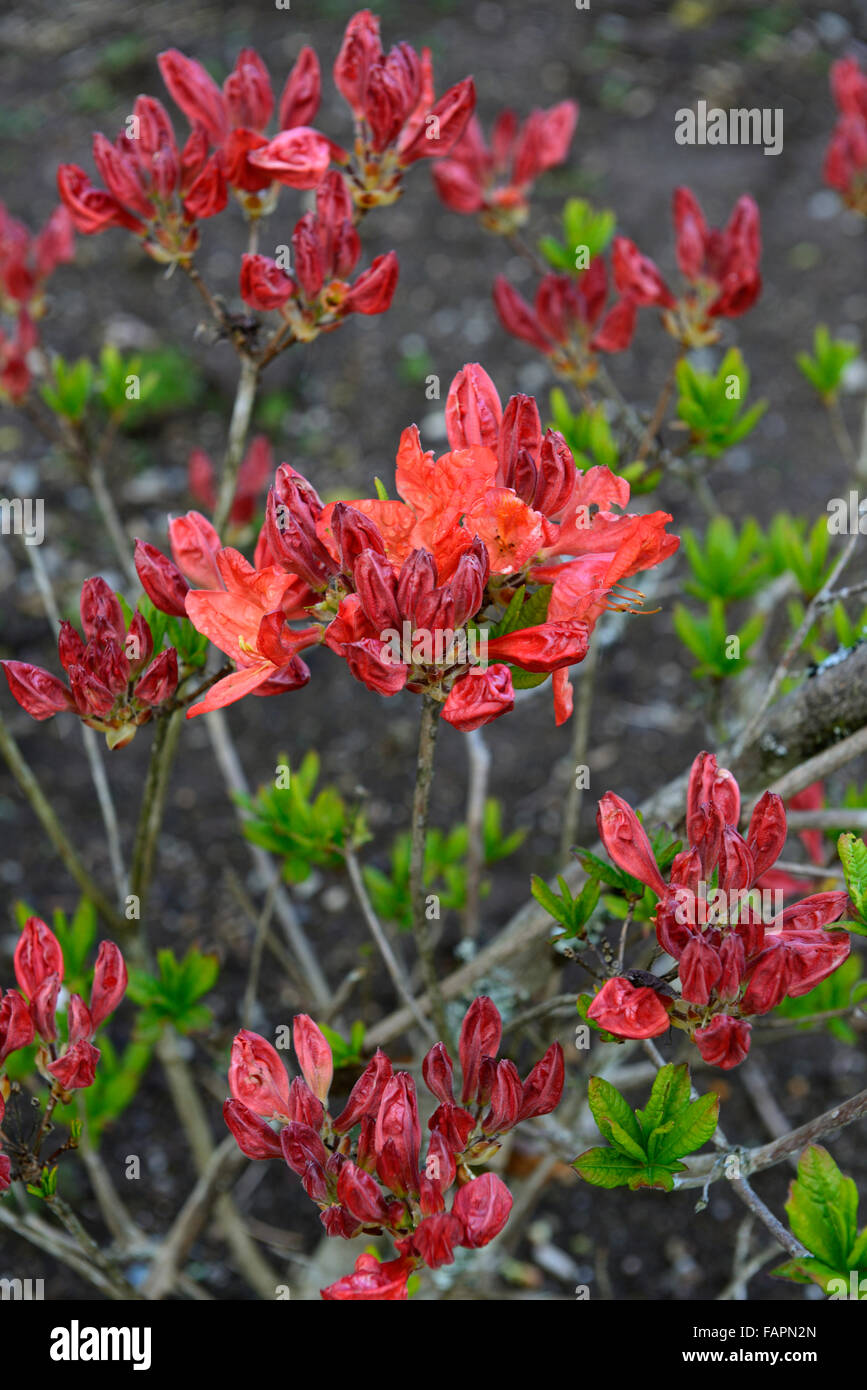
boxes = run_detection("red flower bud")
[287,1076,325,1131]
[428,1102,474,1153]
[247,128,331,189]
[673,186,708,280]
[482,1058,523,1133]
[679,935,722,1006]
[48,1039,100,1091]
[453,1171,512,1248]
[319,1204,361,1237]
[353,548,400,631]
[321,1252,412,1301]
[717,933,746,1003]
[342,252,399,316]
[718,827,755,894]
[423,1129,456,1194]
[596,792,668,897]
[422,1041,455,1105]
[441,664,514,732]
[333,10,383,118]
[57,165,145,236]
[223,48,273,131]
[397,548,438,623]
[586,976,671,1039]
[31,974,61,1042]
[14,917,64,999]
[182,154,228,222]
[1,662,73,720]
[458,995,502,1104]
[135,540,189,618]
[493,277,552,353]
[612,236,675,308]
[746,791,788,880]
[134,648,178,707]
[67,994,93,1046]
[740,942,790,1015]
[293,1014,333,1103]
[228,1029,290,1118]
[337,1160,390,1226]
[693,1015,751,1070]
[158,49,229,144]
[279,46,321,130]
[222,129,272,193]
[169,511,222,589]
[487,619,589,672]
[400,78,476,164]
[89,941,127,1031]
[516,1042,565,1123]
[687,752,740,841]
[445,362,502,450]
[777,891,850,933]
[411,1212,464,1268]
[239,253,294,311]
[291,213,324,300]
[0,989,35,1063]
[223,1098,283,1159]
[280,1120,329,1178]
[331,503,387,574]
[375,1073,421,1195]
[333,1048,393,1133]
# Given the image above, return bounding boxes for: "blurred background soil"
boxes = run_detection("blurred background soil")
[0,0,866,1299]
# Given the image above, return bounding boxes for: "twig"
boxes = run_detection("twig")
[733,527,862,757]
[241,876,279,1029]
[155,1025,279,1299]
[344,845,436,1039]
[0,706,125,932]
[785,807,867,831]
[205,707,331,1010]
[726,1176,808,1259]
[142,1136,247,1300]
[214,355,260,534]
[128,707,184,950]
[45,1193,145,1298]
[675,1085,867,1189]
[410,694,450,1044]
[635,356,681,464]
[560,639,599,861]
[463,728,491,939]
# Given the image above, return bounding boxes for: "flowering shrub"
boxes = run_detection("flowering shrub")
[224,998,562,1297]
[587,752,851,1068]
[0,6,866,1311]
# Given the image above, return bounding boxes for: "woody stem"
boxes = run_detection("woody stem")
[128,707,184,958]
[409,694,451,1045]
[214,354,260,534]
[635,355,681,464]
[0,707,124,933]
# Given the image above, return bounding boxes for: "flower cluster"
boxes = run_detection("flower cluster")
[612,187,761,348]
[135,364,677,730]
[333,9,475,214]
[224,997,564,1299]
[433,101,578,233]
[1,577,178,748]
[587,751,851,1068]
[824,56,867,214]
[239,170,398,341]
[494,259,637,387]
[1,917,127,1114]
[0,200,74,401]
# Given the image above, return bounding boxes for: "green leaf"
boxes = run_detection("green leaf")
[838,833,867,924]
[785,1145,858,1270]
[652,1091,719,1163]
[587,1076,645,1154]
[572,1146,646,1188]
[636,1063,691,1138]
